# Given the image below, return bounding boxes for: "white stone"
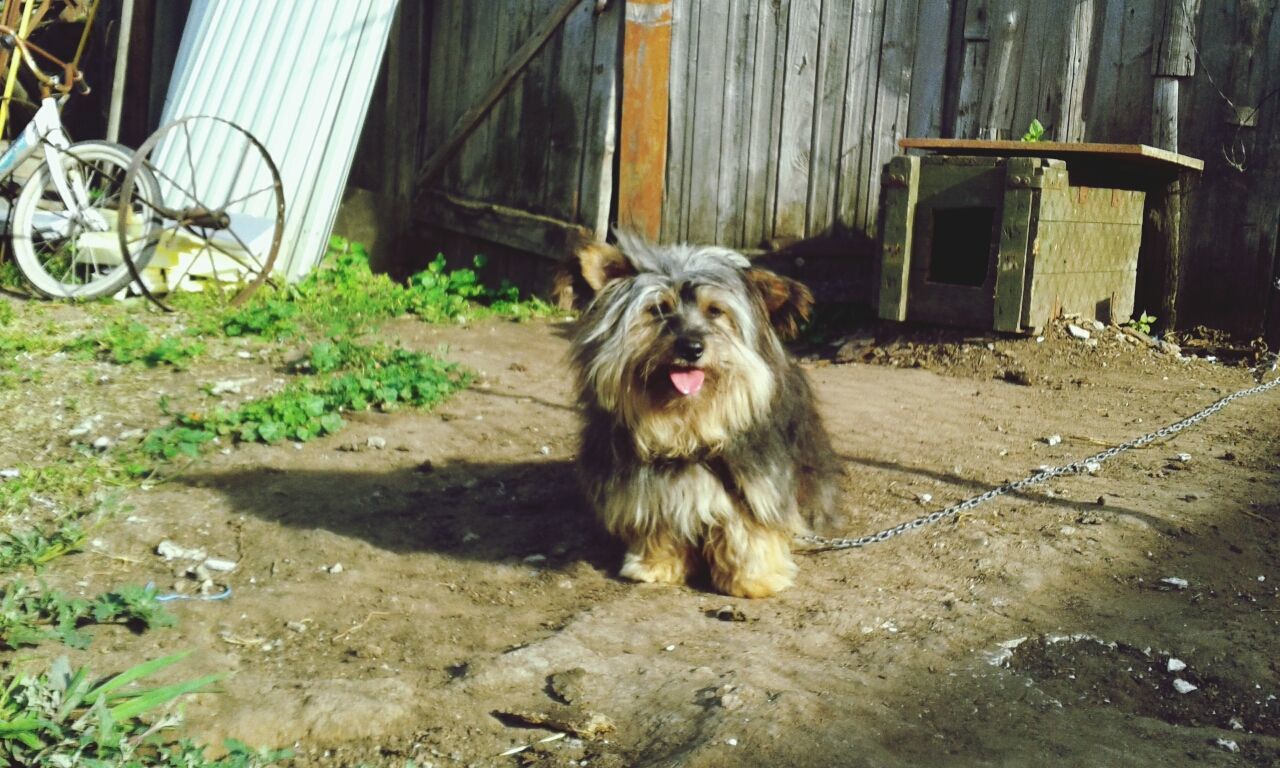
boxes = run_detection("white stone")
[1167,658,1186,672]
[1172,678,1198,694]
[1067,324,1092,340]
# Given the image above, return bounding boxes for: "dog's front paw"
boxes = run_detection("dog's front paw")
[619,537,693,585]
[705,524,798,598]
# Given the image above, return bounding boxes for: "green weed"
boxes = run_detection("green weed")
[0,520,87,572]
[1127,311,1156,335]
[0,652,291,768]
[65,319,204,369]
[1021,118,1046,142]
[0,581,175,651]
[144,342,469,458]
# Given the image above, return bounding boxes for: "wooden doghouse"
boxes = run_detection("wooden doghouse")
[878,152,1152,333]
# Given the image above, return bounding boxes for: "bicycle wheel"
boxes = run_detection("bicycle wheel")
[10,141,162,300]
[118,115,284,310]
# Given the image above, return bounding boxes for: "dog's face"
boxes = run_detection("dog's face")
[564,234,813,458]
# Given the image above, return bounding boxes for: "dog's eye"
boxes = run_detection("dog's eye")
[705,304,724,319]
[650,299,673,317]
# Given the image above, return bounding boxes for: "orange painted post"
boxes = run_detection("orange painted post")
[617,0,671,241]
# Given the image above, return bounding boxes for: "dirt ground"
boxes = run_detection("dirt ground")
[5,305,1280,767]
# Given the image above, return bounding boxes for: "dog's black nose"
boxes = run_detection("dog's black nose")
[675,336,704,361]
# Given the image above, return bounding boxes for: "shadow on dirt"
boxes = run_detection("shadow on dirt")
[841,453,1178,534]
[178,458,622,568]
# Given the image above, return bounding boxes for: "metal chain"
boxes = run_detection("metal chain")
[799,357,1280,553]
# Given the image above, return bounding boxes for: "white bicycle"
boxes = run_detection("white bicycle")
[0,26,161,299]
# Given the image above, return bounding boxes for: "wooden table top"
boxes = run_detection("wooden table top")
[899,138,1204,173]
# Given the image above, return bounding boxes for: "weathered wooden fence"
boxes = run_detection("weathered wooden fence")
[383,0,1280,336]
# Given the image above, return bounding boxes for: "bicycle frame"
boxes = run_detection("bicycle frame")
[0,95,107,235]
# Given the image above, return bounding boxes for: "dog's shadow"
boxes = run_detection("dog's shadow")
[178,458,621,568]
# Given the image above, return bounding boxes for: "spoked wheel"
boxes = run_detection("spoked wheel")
[10,141,163,300]
[118,115,284,311]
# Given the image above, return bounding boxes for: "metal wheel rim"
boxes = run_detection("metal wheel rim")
[118,115,285,312]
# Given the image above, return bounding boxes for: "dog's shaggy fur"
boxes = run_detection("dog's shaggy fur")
[562,234,841,598]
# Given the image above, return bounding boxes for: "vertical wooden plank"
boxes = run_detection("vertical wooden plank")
[1109,0,1155,142]
[907,0,953,139]
[1084,0,1126,141]
[741,0,785,248]
[661,0,691,242]
[993,157,1037,332]
[541,0,598,221]
[976,0,1026,139]
[852,0,890,233]
[579,1,622,240]
[772,0,820,240]
[425,1,454,161]
[1059,0,1095,141]
[618,0,674,240]
[877,156,919,321]
[864,0,918,237]
[510,0,562,212]
[835,0,879,233]
[954,0,991,139]
[685,1,731,243]
[715,0,752,246]
[480,0,522,201]
[806,0,855,237]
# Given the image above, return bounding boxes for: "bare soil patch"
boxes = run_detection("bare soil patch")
[5,303,1279,767]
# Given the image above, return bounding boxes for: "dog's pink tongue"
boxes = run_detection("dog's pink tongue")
[669,368,705,396]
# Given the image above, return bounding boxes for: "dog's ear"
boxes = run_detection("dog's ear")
[746,268,814,340]
[552,242,637,309]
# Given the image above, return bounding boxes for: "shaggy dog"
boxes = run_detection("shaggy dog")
[560,233,840,598]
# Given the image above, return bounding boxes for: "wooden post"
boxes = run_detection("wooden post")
[617,0,671,241]
[1148,0,1201,330]
[1150,0,1200,151]
[993,158,1038,332]
[877,156,919,322]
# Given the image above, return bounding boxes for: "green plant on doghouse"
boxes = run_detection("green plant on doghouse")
[1127,311,1156,335]
[1021,118,1046,142]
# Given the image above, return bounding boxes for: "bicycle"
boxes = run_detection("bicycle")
[0,15,161,300]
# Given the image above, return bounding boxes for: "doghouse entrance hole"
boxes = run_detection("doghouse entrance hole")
[928,207,995,287]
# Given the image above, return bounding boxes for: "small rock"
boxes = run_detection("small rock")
[1044,435,1063,446]
[523,554,547,564]
[1090,320,1105,331]
[664,644,676,652]
[1215,738,1239,753]
[1084,461,1101,473]
[549,668,588,704]
[1066,324,1091,340]
[1160,577,1189,590]
[210,377,255,396]
[1167,658,1187,672]
[917,493,933,504]
[710,605,747,622]
[236,350,253,359]
[203,557,238,572]
[156,540,208,561]
[538,445,551,456]
[1172,678,1198,694]
[1174,452,1192,463]
[0,468,19,481]
[726,738,739,747]
[118,428,145,441]
[1229,716,1245,731]
[327,563,344,574]
[366,436,387,450]
[285,620,309,633]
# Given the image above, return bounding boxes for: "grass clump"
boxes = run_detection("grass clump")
[205,237,562,340]
[0,520,87,571]
[0,581,175,651]
[65,319,205,369]
[143,341,470,459]
[0,652,291,768]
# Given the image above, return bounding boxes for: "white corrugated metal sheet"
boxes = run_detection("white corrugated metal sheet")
[161,0,399,279]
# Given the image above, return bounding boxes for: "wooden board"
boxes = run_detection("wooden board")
[899,138,1204,172]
